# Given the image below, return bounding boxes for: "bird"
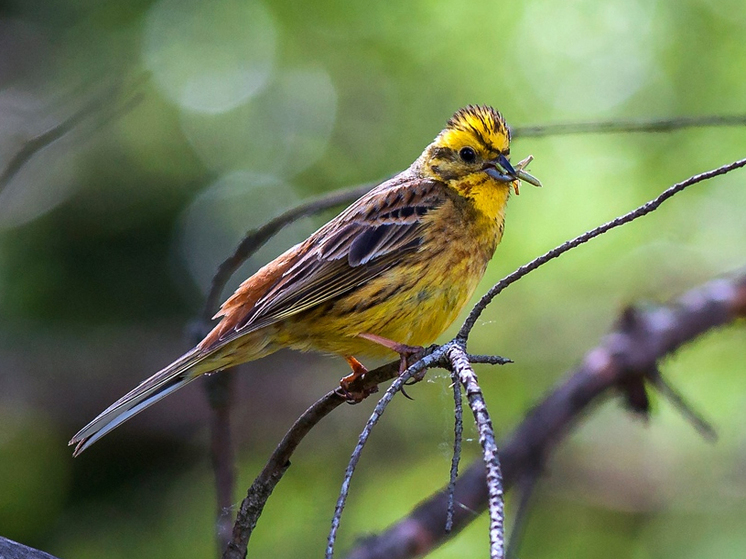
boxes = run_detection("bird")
[70,105,541,456]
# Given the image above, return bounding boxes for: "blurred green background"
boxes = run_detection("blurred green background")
[1,0,745,557]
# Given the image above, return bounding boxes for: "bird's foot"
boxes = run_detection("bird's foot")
[338,356,378,403]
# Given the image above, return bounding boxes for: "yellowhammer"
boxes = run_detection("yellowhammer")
[70,105,540,455]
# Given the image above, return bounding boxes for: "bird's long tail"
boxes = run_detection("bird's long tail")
[69,348,212,456]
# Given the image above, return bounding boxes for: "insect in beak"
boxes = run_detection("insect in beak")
[484,154,541,195]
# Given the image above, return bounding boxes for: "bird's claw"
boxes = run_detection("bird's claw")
[336,381,378,404]
[339,356,378,403]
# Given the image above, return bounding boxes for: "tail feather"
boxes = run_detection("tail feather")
[69,348,210,456]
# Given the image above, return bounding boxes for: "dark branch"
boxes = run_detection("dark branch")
[506,468,540,559]
[206,370,238,552]
[647,366,717,441]
[344,271,746,559]
[457,156,746,340]
[512,114,746,139]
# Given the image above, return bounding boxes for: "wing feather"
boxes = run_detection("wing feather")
[203,174,446,349]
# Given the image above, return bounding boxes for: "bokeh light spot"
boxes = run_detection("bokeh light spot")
[515,0,659,114]
[143,0,277,114]
[178,171,312,294]
[180,67,337,178]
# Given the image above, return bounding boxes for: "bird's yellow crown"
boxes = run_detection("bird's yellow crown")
[416,105,516,219]
[417,105,513,181]
[440,105,511,153]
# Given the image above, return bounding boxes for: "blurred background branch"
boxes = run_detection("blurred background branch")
[512,114,746,138]
[0,79,145,197]
[344,270,746,558]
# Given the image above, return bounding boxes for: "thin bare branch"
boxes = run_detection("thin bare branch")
[506,468,540,559]
[344,271,746,559]
[458,157,746,340]
[447,346,505,559]
[223,360,401,559]
[647,366,717,441]
[205,370,238,552]
[512,114,746,139]
[466,354,513,366]
[446,368,463,533]
[326,350,450,559]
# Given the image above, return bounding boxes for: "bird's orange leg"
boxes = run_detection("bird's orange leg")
[339,356,378,403]
[357,333,426,377]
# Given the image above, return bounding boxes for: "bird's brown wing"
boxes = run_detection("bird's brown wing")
[200,174,446,350]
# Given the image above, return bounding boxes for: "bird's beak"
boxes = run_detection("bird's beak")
[484,154,542,195]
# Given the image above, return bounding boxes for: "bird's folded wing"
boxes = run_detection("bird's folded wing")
[202,177,446,349]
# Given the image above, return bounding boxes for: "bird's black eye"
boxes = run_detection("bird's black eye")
[459,147,477,163]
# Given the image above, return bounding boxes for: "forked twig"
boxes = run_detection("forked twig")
[326,345,511,559]
[344,271,746,559]
[446,354,511,533]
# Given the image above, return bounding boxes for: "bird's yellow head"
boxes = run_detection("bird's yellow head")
[416,105,540,216]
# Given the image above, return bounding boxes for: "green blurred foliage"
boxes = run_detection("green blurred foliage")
[0,0,745,557]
